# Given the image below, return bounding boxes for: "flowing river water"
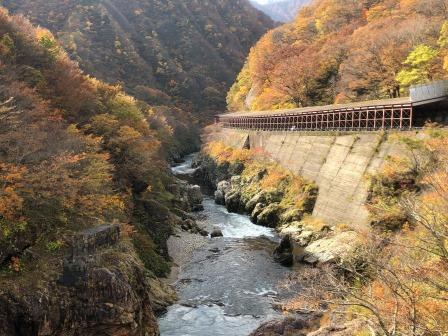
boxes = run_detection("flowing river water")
[158,155,292,336]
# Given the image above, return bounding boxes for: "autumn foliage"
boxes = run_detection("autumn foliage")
[228,0,448,112]
[284,130,448,335]
[0,9,185,276]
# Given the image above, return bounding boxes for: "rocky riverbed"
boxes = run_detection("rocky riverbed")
[160,153,366,336]
[159,156,295,336]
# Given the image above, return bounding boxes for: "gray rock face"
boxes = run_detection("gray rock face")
[167,179,204,211]
[245,191,266,213]
[256,203,281,228]
[225,191,242,213]
[1,229,160,336]
[210,228,224,238]
[215,180,231,205]
[251,202,266,223]
[302,231,360,264]
[217,180,231,195]
[72,224,120,256]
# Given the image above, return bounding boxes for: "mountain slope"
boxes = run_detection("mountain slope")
[1,0,274,118]
[229,0,448,112]
[251,0,310,22]
[0,9,210,334]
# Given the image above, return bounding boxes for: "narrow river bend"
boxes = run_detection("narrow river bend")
[159,155,292,336]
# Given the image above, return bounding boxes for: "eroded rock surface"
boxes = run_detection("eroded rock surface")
[302,231,361,264]
[0,226,163,336]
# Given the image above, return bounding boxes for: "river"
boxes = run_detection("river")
[158,155,292,336]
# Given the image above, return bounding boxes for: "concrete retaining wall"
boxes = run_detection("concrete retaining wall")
[208,128,406,227]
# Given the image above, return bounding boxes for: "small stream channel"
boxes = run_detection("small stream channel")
[158,155,292,336]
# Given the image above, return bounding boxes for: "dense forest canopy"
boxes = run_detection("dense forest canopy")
[0,6,202,289]
[0,0,273,119]
[228,0,448,112]
[0,3,276,332]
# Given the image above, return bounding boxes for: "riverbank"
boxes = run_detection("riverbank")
[161,154,356,336]
[166,229,208,283]
[159,156,296,336]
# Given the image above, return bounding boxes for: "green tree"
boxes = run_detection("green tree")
[396,44,439,87]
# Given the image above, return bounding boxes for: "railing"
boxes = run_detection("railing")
[218,105,413,133]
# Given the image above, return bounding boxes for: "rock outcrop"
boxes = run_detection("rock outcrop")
[273,235,294,267]
[167,179,204,212]
[301,231,361,264]
[211,228,224,238]
[250,313,322,336]
[0,225,164,336]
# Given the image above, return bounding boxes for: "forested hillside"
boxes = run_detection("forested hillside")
[229,0,448,112]
[251,0,311,22]
[0,8,206,334]
[1,0,273,119]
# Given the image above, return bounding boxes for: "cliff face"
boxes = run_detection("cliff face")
[206,127,407,227]
[0,9,208,335]
[2,0,274,118]
[0,226,163,336]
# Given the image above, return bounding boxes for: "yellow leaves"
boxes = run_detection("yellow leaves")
[116,125,142,143]
[35,27,54,42]
[205,141,252,164]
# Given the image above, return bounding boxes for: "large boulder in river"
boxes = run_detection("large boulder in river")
[187,185,203,211]
[250,314,321,336]
[273,235,294,267]
[214,189,225,205]
[256,203,281,228]
[210,228,224,238]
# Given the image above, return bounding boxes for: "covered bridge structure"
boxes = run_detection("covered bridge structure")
[216,81,448,132]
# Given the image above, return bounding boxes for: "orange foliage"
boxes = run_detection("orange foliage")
[228,0,448,111]
[260,167,289,190]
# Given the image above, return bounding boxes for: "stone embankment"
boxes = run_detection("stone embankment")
[193,151,359,266]
[206,127,407,227]
[198,126,416,265]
